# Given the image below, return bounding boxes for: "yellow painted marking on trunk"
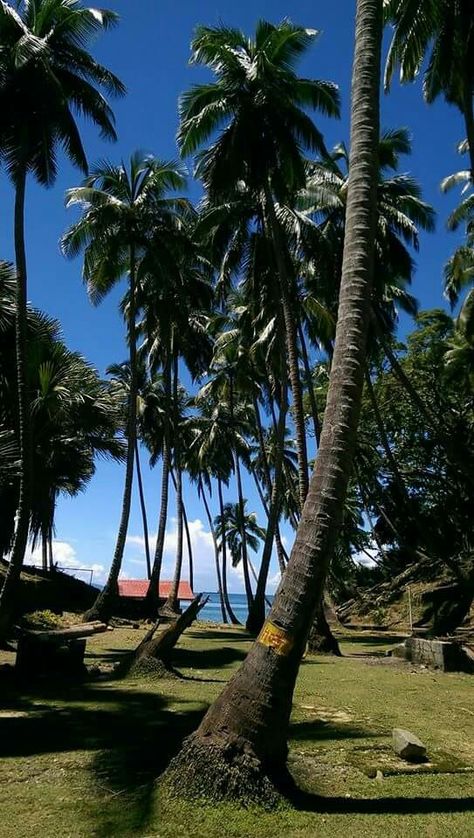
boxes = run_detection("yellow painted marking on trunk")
[257,620,294,656]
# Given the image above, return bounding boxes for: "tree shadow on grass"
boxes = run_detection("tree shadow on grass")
[290,718,381,744]
[186,627,251,643]
[286,783,474,815]
[171,644,247,671]
[0,676,207,837]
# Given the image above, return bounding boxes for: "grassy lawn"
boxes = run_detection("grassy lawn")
[0,624,473,837]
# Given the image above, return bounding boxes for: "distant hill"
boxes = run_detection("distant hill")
[0,560,98,618]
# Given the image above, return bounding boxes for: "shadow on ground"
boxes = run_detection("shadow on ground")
[287,783,474,815]
[290,718,382,743]
[171,644,247,671]
[0,674,207,837]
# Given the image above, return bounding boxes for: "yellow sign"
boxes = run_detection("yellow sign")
[257,620,294,657]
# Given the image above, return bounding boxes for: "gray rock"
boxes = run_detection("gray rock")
[392,728,427,762]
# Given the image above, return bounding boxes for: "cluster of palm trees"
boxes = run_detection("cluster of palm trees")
[0,0,472,700]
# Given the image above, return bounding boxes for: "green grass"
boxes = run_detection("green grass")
[0,624,473,837]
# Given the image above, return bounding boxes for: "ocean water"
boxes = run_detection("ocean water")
[200,592,273,624]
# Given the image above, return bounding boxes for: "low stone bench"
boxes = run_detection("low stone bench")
[15,622,108,677]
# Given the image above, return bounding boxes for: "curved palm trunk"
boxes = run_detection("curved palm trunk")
[171,469,194,593]
[146,352,172,615]
[135,440,152,579]
[364,368,408,501]
[165,466,184,613]
[48,532,54,571]
[246,381,288,634]
[253,396,287,575]
[218,477,240,625]
[264,186,309,510]
[229,374,253,610]
[165,357,183,613]
[84,249,138,623]
[200,477,227,623]
[252,472,287,575]
[298,320,322,446]
[42,534,48,572]
[165,0,382,799]
[0,169,33,640]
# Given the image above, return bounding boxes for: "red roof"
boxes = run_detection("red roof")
[117,579,194,601]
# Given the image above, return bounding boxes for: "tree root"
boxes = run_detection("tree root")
[162,732,283,808]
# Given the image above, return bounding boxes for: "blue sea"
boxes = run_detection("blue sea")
[200,592,273,624]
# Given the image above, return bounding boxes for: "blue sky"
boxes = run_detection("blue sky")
[1,1,466,592]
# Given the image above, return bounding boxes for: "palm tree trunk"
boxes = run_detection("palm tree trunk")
[135,440,152,579]
[42,534,48,572]
[264,185,309,510]
[84,246,138,623]
[307,598,342,656]
[171,469,194,592]
[252,472,287,575]
[48,531,54,571]
[165,466,184,613]
[165,357,183,613]
[200,477,227,623]
[364,367,408,501]
[146,351,172,615]
[165,0,382,799]
[229,374,253,609]
[0,168,33,640]
[246,381,288,634]
[298,319,321,446]
[218,477,240,625]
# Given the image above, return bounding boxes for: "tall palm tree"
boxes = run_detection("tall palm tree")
[197,338,256,611]
[384,0,474,180]
[214,501,266,577]
[178,19,340,510]
[62,153,187,622]
[0,268,123,569]
[0,0,124,637]
[138,234,213,614]
[165,0,383,802]
[190,399,242,624]
[106,360,153,579]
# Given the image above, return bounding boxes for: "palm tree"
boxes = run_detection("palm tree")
[62,153,187,622]
[165,0,383,801]
[190,399,242,624]
[0,0,124,638]
[178,19,340,510]
[107,360,152,579]
[197,337,256,611]
[384,0,474,180]
[214,501,266,577]
[0,268,123,570]
[138,231,213,614]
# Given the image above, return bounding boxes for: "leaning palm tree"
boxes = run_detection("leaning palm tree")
[0,0,124,637]
[165,0,383,802]
[178,19,340,510]
[384,0,474,179]
[62,153,187,622]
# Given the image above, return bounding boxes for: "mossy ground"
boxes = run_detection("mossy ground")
[0,622,473,837]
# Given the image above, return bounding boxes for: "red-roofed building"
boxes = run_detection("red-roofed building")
[117,579,194,616]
